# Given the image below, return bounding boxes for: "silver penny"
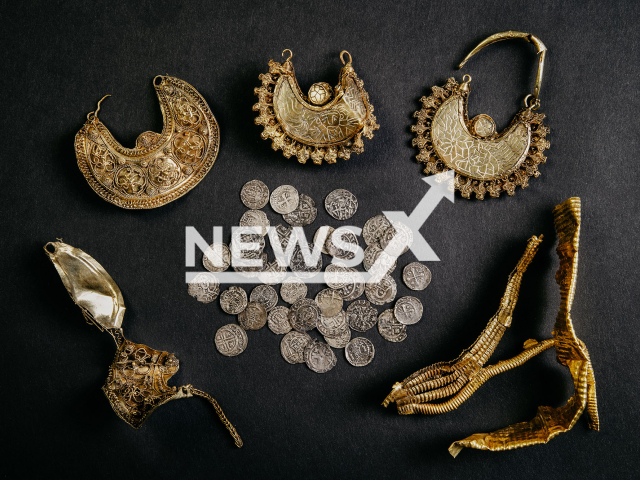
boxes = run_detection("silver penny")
[345,337,375,367]
[280,331,312,364]
[215,324,248,357]
[363,214,392,246]
[402,262,432,291]
[346,299,378,332]
[238,301,268,331]
[258,261,287,285]
[290,242,323,278]
[219,286,248,314]
[250,284,278,312]
[315,288,344,317]
[363,244,397,276]
[324,328,351,349]
[365,274,397,306]
[268,306,292,335]
[380,221,413,256]
[233,252,267,278]
[280,277,307,304]
[273,224,297,252]
[325,189,358,220]
[304,340,337,373]
[239,209,270,236]
[188,272,220,303]
[393,296,424,325]
[240,179,269,209]
[377,309,407,342]
[313,225,334,255]
[203,243,231,273]
[338,268,365,301]
[283,194,317,227]
[317,310,348,337]
[231,230,266,255]
[288,298,320,332]
[270,185,300,214]
[326,227,359,261]
[325,262,348,289]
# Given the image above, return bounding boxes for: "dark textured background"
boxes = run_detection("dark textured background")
[2,0,639,478]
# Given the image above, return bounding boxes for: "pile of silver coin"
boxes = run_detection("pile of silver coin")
[188,180,432,373]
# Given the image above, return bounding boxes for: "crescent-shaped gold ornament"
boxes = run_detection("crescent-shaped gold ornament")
[75,75,219,209]
[412,32,550,199]
[253,50,379,164]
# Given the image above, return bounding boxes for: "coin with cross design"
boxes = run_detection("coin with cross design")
[325,189,358,220]
[402,262,432,291]
[215,324,248,356]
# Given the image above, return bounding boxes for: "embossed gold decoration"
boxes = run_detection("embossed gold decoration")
[383,198,599,456]
[75,75,219,209]
[45,241,242,447]
[253,50,379,164]
[412,32,550,198]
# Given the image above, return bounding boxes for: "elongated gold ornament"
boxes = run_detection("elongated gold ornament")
[253,50,379,164]
[45,241,242,447]
[412,32,550,198]
[75,75,219,209]
[383,197,599,456]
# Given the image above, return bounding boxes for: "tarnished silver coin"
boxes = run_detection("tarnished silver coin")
[377,309,407,342]
[280,331,312,364]
[215,324,248,357]
[273,224,297,252]
[203,243,231,273]
[238,301,268,330]
[304,340,337,373]
[317,310,348,337]
[258,261,287,285]
[345,337,375,367]
[402,262,432,291]
[363,244,397,276]
[365,274,397,306]
[239,209,270,236]
[283,194,317,226]
[325,189,358,220]
[240,179,269,209]
[290,242,323,278]
[280,277,307,304]
[363,214,392,246]
[313,225,334,255]
[268,306,292,335]
[289,298,320,332]
[250,284,278,311]
[326,227,359,261]
[324,328,351,349]
[231,229,266,254]
[219,286,248,314]
[394,296,424,325]
[338,268,365,301]
[325,262,348,289]
[315,288,344,317]
[232,252,267,278]
[270,185,300,214]
[380,221,413,256]
[346,299,378,332]
[188,272,220,303]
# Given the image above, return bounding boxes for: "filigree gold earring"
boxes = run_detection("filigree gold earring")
[253,50,379,165]
[412,31,550,199]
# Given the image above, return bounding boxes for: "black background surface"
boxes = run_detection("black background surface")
[2,1,639,478]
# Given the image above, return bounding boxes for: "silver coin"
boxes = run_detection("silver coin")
[280,277,307,304]
[393,296,424,325]
[283,194,317,226]
[250,284,278,311]
[270,185,300,214]
[324,328,351,349]
[290,242,323,278]
[325,189,358,220]
[377,309,407,342]
[363,244,397,276]
[239,209,270,236]
[289,298,320,332]
[365,275,397,306]
[304,340,337,373]
[402,262,432,291]
[345,337,375,367]
[240,179,269,209]
[188,272,220,303]
[215,324,248,357]
[203,243,231,273]
[280,331,312,364]
[326,227,359,260]
[325,262,348,289]
[363,214,392,246]
[268,306,292,335]
[313,226,334,255]
[233,252,267,278]
[346,299,378,332]
[219,286,248,314]
[231,230,266,254]
[258,261,287,285]
[315,288,344,317]
[273,224,297,252]
[238,301,268,330]
[380,221,413,256]
[338,268,365,301]
[317,310,348,337]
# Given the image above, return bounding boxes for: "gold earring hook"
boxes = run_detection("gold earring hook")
[282,49,293,62]
[340,50,352,65]
[87,94,111,121]
[458,31,547,106]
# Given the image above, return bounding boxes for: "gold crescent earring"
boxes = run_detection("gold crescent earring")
[75,75,220,209]
[253,49,380,165]
[412,32,550,199]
